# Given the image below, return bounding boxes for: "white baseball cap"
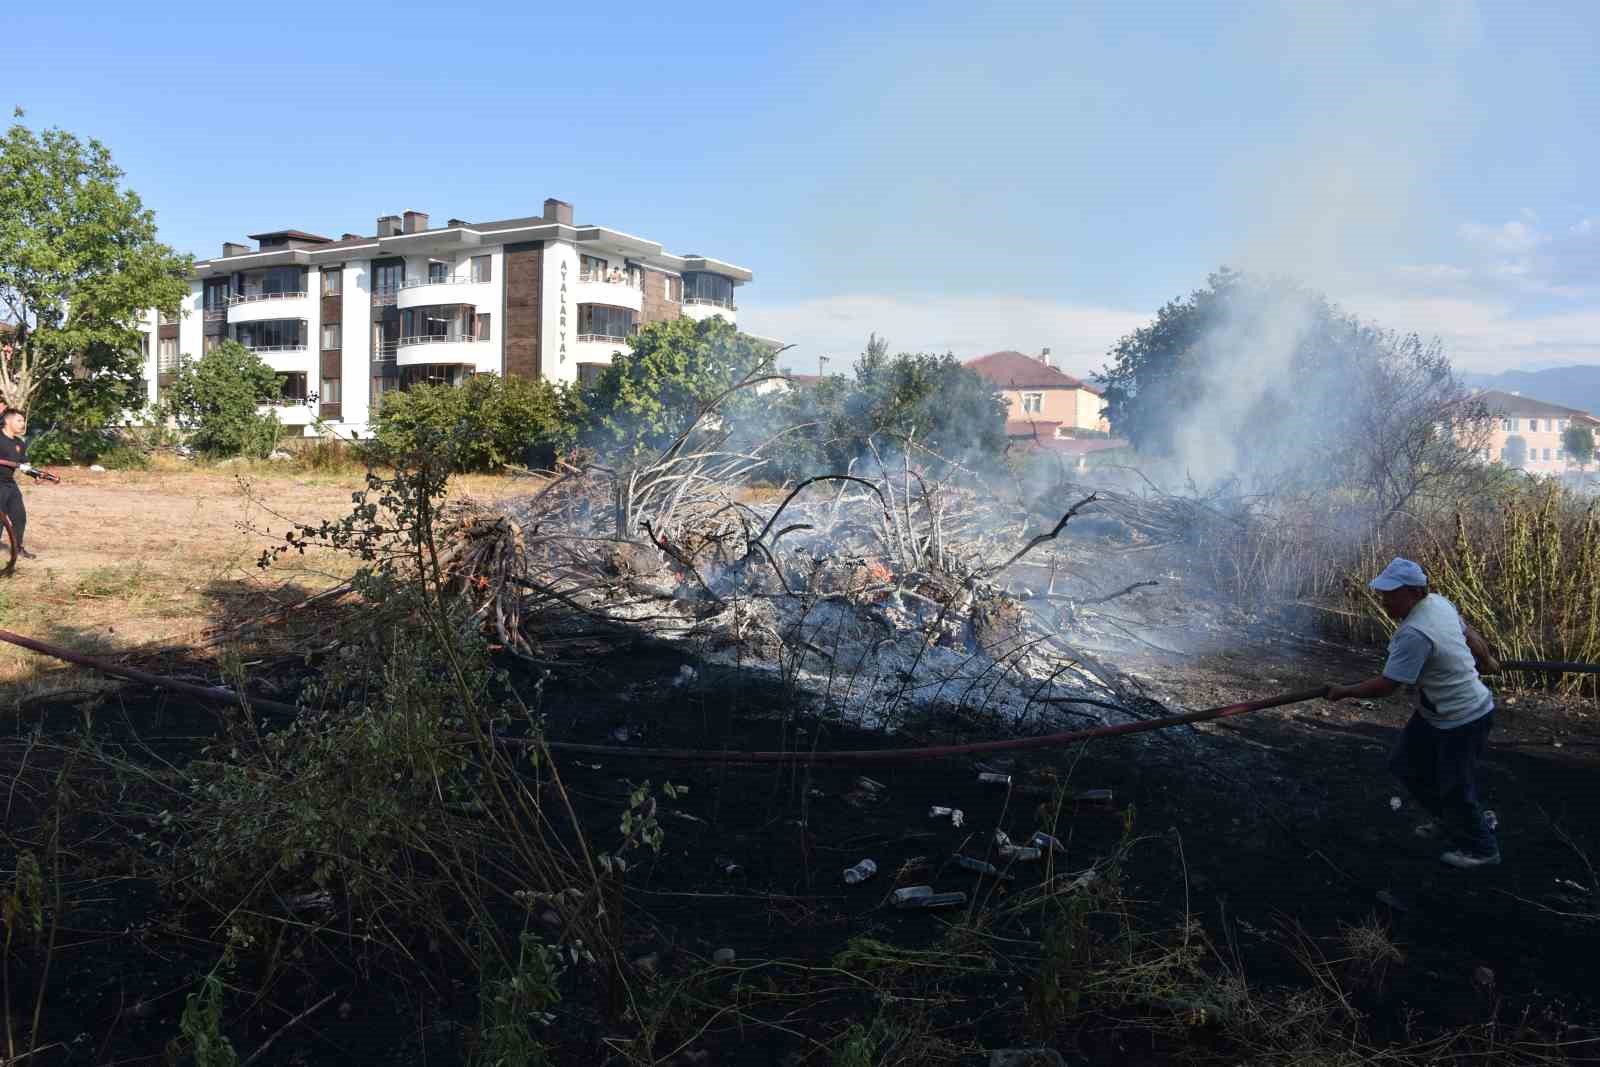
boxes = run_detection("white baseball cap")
[1369,557,1427,591]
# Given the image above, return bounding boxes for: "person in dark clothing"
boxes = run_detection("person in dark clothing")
[0,408,37,560]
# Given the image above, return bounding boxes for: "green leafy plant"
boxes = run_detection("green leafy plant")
[161,339,282,458]
[370,372,580,473]
[473,930,563,1067]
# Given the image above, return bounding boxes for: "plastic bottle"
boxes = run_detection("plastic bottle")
[843,859,878,885]
[977,772,1012,786]
[891,885,967,909]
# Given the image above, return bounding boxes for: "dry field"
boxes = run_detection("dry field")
[0,460,520,700]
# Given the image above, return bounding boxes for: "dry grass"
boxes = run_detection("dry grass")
[0,461,523,703]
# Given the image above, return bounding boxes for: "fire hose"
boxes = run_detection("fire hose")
[2,626,1597,766]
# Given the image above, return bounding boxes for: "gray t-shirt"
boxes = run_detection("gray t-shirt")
[1382,622,1494,728]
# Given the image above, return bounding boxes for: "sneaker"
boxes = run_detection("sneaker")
[17,548,35,560]
[1440,847,1501,869]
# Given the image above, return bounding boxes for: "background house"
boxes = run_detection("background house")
[965,349,1109,434]
[1476,390,1600,475]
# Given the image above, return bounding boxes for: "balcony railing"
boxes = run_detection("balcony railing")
[203,306,227,322]
[241,343,308,353]
[683,296,736,310]
[578,271,641,289]
[371,286,399,307]
[401,274,485,289]
[398,334,484,348]
[156,354,185,372]
[228,290,308,306]
[576,332,630,344]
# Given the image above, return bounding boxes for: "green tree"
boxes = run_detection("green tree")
[1097,267,1490,522]
[0,111,190,445]
[370,373,580,472]
[581,316,775,459]
[756,336,1009,480]
[1562,424,1594,471]
[162,340,282,458]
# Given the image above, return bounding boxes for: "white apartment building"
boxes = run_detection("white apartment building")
[138,198,749,435]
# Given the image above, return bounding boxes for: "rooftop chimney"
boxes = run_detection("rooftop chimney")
[1039,347,1052,366]
[222,241,250,257]
[340,232,362,241]
[446,218,467,228]
[543,198,573,225]
[376,215,401,237]
[402,210,429,234]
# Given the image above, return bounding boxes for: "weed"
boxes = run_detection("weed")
[473,930,562,1067]
[175,971,239,1067]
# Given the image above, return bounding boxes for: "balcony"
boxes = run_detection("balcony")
[573,270,642,313]
[372,285,399,307]
[397,273,496,310]
[229,290,312,323]
[395,334,490,368]
[373,340,398,364]
[203,306,227,323]
[681,297,737,324]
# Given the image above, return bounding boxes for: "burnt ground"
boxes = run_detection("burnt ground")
[4,626,1600,1066]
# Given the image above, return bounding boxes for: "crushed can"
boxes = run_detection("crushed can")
[929,805,965,828]
[842,859,878,885]
[891,885,967,909]
[977,772,1013,786]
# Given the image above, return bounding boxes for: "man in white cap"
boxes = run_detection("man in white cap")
[1327,557,1502,868]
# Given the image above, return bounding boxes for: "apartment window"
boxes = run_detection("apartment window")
[471,255,492,284]
[683,272,734,307]
[401,305,472,341]
[1558,449,1565,462]
[474,313,492,341]
[320,378,341,404]
[1022,392,1043,414]
[1560,419,1569,431]
[428,261,448,284]
[1544,448,1553,461]
[322,270,342,296]
[372,260,403,295]
[204,279,231,309]
[234,318,307,351]
[203,335,223,354]
[578,304,635,341]
[158,337,179,363]
[250,266,307,296]
[277,372,309,404]
[321,323,341,350]
[580,254,609,280]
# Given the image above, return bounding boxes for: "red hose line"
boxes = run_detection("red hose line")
[5,621,1592,768]
[527,686,1334,765]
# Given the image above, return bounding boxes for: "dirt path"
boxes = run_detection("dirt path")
[0,463,518,699]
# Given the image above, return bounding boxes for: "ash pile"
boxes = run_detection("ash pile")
[437,406,1197,733]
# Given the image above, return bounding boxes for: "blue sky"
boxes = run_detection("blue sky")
[5,0,1598,376]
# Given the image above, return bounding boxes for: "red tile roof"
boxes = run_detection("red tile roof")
[966,351,1102,394]
[1005,419,1063,437]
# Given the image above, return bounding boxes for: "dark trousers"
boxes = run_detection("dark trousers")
[0,481,23,552]
[1389,709,1497,854]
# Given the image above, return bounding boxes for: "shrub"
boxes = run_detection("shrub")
[161,340,282,458]
[371,373,579,472]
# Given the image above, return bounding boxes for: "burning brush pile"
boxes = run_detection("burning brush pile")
[435,403,1188,731]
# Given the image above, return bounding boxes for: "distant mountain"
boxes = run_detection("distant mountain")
[1460,365,1600,416]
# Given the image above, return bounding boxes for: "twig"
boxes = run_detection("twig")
[983,494,1098,579]
[239,991,337,1067]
